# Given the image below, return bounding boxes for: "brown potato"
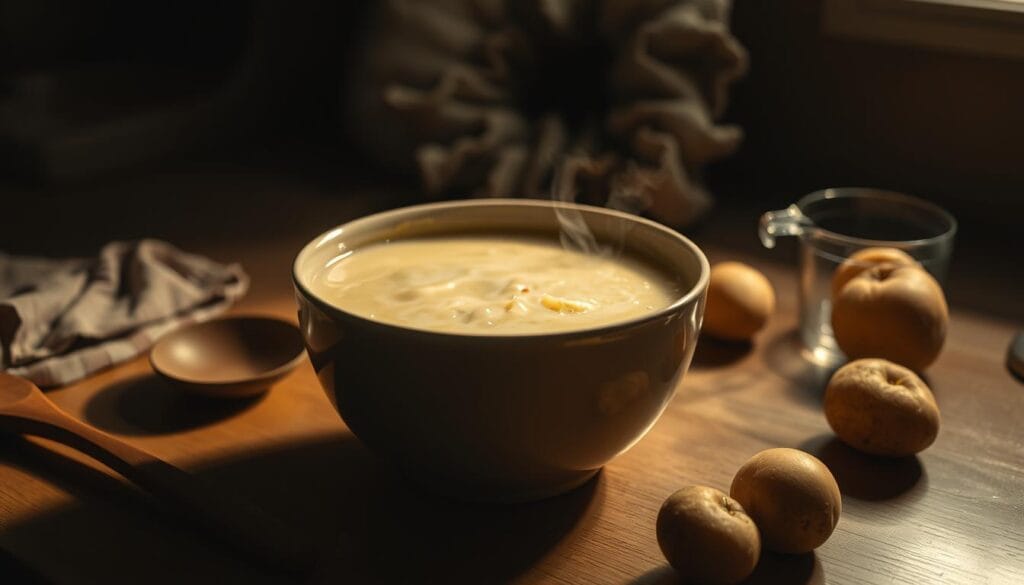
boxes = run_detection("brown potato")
[831,263,948,371]
[831,247,917,299]
[656,485,761,584]
[703,262,775,341]
[825,358,940,457]
[730,448,841,554]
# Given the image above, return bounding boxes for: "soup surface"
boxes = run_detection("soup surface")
[307,235,682,334]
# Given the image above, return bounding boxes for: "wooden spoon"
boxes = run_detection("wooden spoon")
[0,373,313,575]
[150,316,306,398]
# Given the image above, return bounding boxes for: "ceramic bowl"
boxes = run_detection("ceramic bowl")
[293,199,709,501]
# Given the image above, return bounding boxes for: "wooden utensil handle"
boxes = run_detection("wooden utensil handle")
[0,410,313,575]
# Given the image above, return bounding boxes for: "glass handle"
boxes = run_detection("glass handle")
[759,204,811,249]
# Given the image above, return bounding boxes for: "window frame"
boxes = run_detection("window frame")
[823,0,1024,59]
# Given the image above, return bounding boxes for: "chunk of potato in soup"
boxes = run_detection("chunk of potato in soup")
[308,236,682,334]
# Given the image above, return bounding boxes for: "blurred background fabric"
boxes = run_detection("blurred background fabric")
[346,0,747,226]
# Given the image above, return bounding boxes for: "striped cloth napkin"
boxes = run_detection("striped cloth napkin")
[0,240,248,388]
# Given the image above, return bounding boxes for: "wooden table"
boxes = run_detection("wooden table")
[1,159,1022,584]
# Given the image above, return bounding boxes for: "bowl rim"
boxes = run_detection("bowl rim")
[292,198,710,340]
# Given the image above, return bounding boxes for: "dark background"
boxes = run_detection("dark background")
[716,1,1024,234]
[1,0,1021,295]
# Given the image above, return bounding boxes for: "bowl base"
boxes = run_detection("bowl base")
[406,467,602,504]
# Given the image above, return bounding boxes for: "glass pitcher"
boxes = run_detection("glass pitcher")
[759,188,957,364]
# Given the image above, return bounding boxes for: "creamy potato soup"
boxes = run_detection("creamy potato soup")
[308,236,682,334]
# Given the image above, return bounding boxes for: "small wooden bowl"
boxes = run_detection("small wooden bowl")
[150,316,306,398]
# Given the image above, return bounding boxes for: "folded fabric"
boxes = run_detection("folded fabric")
[0,239,248,388]
[347,0,747,226]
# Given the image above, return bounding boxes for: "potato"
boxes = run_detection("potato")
[703,262,775,341]
[831,263,948,371]
[656,485,761,584]
[830,247,917,299]
[825,358,940,457]
[730,448,841,554]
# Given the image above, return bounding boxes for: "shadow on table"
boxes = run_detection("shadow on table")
[745,552,825,585]
[761,329,839,407]
[629,552,824,585]
[800,434,927,503]
[311,468,603,584]
[83,373,264,436]
[628,565,680,585]
[0,428,601,585]
[0,543,51,585]
[690,337,753,369]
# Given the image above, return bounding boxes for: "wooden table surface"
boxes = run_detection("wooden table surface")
[1,159,1022,584]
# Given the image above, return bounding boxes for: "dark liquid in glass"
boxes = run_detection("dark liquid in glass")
[814,215,938,241]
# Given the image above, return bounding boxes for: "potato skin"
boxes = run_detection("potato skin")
[825,358,940,457]
[831,263,948,371]
[703,262,775,341]
[656,485,761,585]
[830,247,917,299]
[730,449,841,554]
